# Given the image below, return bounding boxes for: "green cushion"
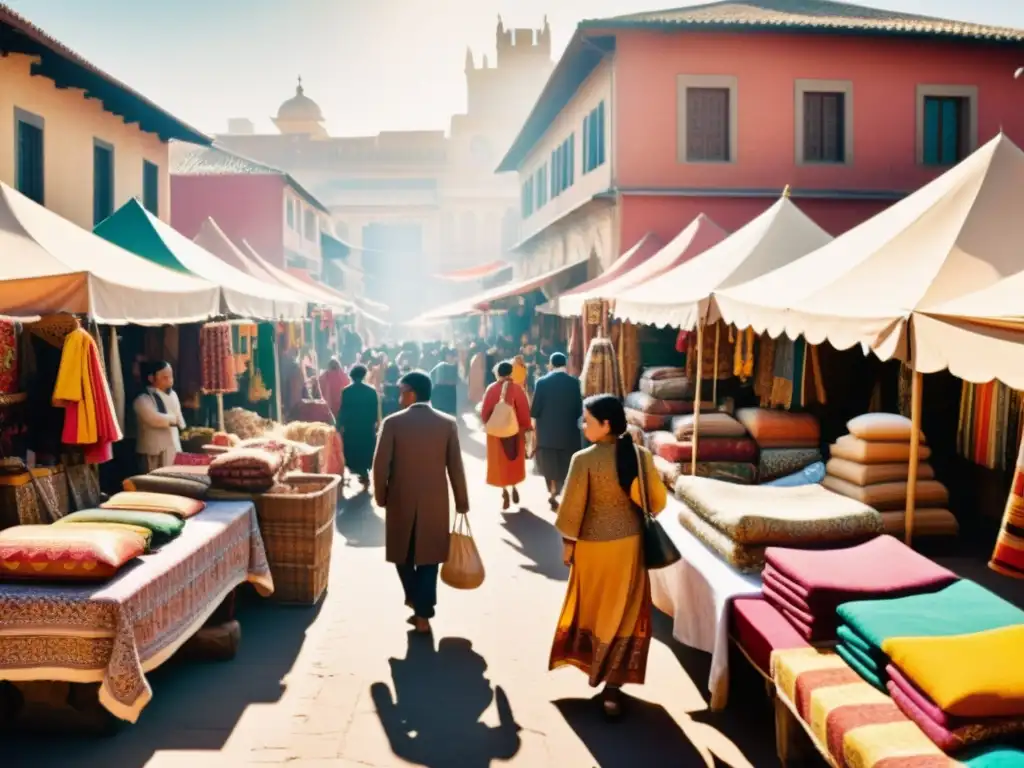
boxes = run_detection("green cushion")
[55,509,185,546]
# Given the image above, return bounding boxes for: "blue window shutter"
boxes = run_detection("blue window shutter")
[16,119,44,205]
[142,161,159,215]
[939,99,959,164]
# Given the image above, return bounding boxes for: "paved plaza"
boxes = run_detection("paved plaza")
[6,421,779,767]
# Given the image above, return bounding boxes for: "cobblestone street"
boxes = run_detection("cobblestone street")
[7,421,779,767]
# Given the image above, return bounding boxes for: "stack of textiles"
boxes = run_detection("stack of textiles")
[666,411,756,484]
[835,580,1024,691]
[762,535,958,641]
[823,413,958,538]
[208,447,287,492]
[646,429,757,472]
[624,391,704,432]
[672,477,882,573]
[638,366,691,400]
[764,461,825,487]
[734,408,821,483]
[885,626,1024,753]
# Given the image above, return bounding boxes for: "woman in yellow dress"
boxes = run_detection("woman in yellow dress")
[549,393,666,718]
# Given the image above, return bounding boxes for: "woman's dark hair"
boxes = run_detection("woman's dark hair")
[350,364,368,382]
[495,360,513,378]
[141,360,170,382]
[583,394,638,499]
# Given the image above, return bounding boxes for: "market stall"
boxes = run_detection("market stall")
[0,182,220,323]
[712,133,1024,545]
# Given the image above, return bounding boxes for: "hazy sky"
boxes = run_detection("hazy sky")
[7,0,1024,137]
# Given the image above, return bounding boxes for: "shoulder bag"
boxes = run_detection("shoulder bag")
[633,443,681,570]
[485,381,519,438]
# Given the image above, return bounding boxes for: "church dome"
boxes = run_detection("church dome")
[276,78,323,123]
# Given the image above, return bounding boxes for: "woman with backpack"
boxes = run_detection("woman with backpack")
[480,360,532,510]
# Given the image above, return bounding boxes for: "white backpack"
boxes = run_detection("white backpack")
[485,381,519,438]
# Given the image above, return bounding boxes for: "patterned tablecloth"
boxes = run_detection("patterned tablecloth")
[0,501,273,722]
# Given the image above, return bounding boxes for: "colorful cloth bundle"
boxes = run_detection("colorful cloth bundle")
[990,437,1024,579]
[772,646,957,768]
[199,322,237,394]
[646,431,757,464]
[52,327,122,464]
[835,580,1024,690]
[886,661,1024,753]
[638,367,692,400]
[208,447,286,492]
[762,535,958,642]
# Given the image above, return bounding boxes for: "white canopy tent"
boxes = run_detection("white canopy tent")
[0,181,219,324]
[712,135,1024,360]
[239,240,353,314]
[615,194,832,329]
[192,218,310,318]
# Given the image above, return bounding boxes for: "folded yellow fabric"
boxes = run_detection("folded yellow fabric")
[882,625,1024,719]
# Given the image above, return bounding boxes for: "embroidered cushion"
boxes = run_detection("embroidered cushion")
[122,472,211,499]
[0,525,146,580]
[55,509,185,546]
[101,491,206,518]
[52,522,153,551]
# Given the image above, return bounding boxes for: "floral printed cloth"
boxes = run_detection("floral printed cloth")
[0,501,272,722]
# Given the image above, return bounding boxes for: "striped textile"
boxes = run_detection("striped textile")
[772,647,958,767]
[990,438,1024,579]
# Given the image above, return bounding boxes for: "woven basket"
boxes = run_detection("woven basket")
[254,473,340,605]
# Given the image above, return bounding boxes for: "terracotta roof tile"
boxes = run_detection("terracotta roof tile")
[590,0,1024,42]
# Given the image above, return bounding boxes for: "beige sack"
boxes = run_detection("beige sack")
[441,514,485,590]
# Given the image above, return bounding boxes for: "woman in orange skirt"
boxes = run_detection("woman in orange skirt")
[550,394,666,718]
[480,360,533,510]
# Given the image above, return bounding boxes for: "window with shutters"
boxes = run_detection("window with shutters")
[521,177,534,218]
[676,76,737,164]
[802,92,845,163]
[93,140,114,225]
[916,86,977,167]
[582,102,606,174]
[142,160,159,215]
[15,109,45,205]
[303,208,317,241]
[795,80,853,165]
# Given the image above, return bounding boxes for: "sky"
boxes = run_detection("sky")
[6,0,1024,138]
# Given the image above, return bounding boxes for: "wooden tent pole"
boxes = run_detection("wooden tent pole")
[904,370,924,547]
[691,322,705,477]
[712,323,721,407]
[216,393,225,433]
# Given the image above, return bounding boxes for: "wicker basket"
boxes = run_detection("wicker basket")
[254,473,340,605]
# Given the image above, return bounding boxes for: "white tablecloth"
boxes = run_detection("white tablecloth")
[649,496,762,710]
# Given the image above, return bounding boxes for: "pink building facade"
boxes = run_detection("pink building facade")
[498,2,1024,278]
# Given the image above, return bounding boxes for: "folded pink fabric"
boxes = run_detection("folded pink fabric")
[887,663,953,727]
[764,535,957,603]
[763,567,813,614]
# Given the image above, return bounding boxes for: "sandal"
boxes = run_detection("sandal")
[502,489,510,510]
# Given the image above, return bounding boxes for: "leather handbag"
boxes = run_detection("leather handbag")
[633,443,681,570]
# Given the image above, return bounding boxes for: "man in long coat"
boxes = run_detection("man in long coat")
[530,352,583,510]
[372,370,470,633]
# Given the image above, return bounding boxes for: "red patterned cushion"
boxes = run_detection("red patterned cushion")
[731,597,811,675]
[0,525,146,580]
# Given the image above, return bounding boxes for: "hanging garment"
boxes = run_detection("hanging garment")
[567,318,584,378]
[199,322,238,394]
[732,327,755,382]
[990,436,1024,579]
[176,323,203,406]
[52,327,122,463]
[0,318,19,395]
[616,321,641,396]
[108,327,125,433]
[754,333,776,406]
[958,380,1024,472]
[580,337,622,399]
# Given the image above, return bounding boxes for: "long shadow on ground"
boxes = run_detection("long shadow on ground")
[336,486,386,547]
[3,589,322,768]
[500,508,568,581]
[371,630,521,768]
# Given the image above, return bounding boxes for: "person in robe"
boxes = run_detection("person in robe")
[338,364,379,487]
[549,394,665,718]
[511,354,529,393]
[430,347,460,417]
[480,360,532,511]
[318,357,350,421]
[530,353,583,510]
[133,360,186,472]
[466,342,486,406]
[279,351,305,421]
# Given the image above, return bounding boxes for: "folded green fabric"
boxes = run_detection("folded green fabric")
[836,624,878,659]
[56,509,185,546]
[836,643,885,690]
[836,580,1024,651]
[960,745,1024,767]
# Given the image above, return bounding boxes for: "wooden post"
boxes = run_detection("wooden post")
[272,328,284,423]
[712,323,721,407]
[904,369,924,547]
[216,393,225,433]
[691,322,705,477]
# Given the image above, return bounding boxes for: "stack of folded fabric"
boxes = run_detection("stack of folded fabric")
[762,535,959,642]
[673,477,882,573]
[623,391,700,432]
[835,579,1024,691]
[734,408,822,483]
[824,413,958,538]
[638,366,691,400]
[668,412,757,484]
[884,625,1024,753]
[208,447,287,493]
[646,429,757,474]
